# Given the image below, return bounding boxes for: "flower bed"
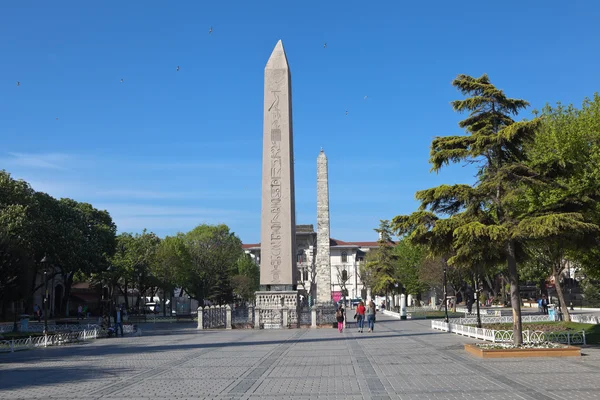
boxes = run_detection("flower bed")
[476,342,563,349]
[465,343,581,358]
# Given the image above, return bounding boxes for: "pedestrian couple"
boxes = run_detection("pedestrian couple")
[354,300,376,333]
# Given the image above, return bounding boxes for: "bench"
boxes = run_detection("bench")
[175,314,194,321]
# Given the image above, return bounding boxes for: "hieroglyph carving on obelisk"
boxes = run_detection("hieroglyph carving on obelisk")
[316,149,332,303]
[260,40,297,288]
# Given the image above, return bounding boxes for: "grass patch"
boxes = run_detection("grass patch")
[468,321,600,345]
[411,311,462,319]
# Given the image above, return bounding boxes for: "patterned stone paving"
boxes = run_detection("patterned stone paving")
[1,315,600,399]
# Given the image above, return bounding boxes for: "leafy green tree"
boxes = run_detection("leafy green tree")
[231,253,260,302]
[152,234,189,315]
[1,171,117,317]
[392,239,427,297]
[110,230,160,310]
[0,171,35,316]
[519,95,600,320]
[231,253,259,303]
[181,224,243,304]
[56,199,116,315]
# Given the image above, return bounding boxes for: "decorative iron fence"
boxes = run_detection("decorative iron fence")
[197,305,230,329]
[0,323,100,334]
[431,320,586,345]
[0,328,101,353]
[315,306,337,325]
[299,308,311,326]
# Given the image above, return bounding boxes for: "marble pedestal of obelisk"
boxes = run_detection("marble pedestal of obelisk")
[254,40,299,329]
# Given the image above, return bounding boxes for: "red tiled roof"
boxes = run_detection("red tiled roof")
[243,239,393,249]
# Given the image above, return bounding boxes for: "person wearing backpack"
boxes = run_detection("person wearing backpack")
[336,305,345,333]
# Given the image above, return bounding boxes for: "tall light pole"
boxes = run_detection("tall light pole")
[443,266,449,323]
[474,272,482,328]
[41,255,49,335]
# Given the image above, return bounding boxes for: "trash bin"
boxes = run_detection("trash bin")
[19,314,30,332]
[548,304,556,321]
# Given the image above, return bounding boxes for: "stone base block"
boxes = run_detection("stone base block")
[255,291,299,329]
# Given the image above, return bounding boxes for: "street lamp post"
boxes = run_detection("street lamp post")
[474,273,482,328]
[41,255,49,335]
[443,266,449,323]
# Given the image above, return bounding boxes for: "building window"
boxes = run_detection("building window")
[297,251,304,263]
[341,251,348,263]
[302,268,309,281]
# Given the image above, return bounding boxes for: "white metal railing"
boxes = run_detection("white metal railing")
[0,328,100,353]
[458,313,600,325]
[431,320,586,345]
[570,314,600,324]
[0,323,101,334]
[457,314,552,325]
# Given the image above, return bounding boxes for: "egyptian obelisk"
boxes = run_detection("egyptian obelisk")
[260,40,297,289]
[316,149,332,303]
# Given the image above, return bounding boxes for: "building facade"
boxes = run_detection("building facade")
[243,224,380,305]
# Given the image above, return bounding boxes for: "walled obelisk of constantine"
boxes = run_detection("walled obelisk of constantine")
[260,40,297,290]
[316,149,332,304]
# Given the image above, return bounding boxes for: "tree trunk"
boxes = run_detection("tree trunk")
[484,274,496,298]
[124,280,128,310]
[553,261,571,322]
[61,272,74,318]
[506,240,523,345]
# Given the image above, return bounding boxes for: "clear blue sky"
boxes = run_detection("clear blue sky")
[2,1,599,243]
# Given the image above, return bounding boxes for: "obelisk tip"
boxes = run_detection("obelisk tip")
[266,40,289,69]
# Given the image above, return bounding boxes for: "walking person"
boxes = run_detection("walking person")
[33,304,41,322]
[77,304,83,320]
[113,305,124,337]
[366,300,376,333]
[355,301,366,333]
[541,295,549,315]
[336,305,345,333]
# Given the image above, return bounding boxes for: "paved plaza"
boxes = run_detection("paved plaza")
[2,314,600,400]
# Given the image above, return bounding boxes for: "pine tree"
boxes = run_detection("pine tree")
[365,220,397,300]
[393,74,541,344]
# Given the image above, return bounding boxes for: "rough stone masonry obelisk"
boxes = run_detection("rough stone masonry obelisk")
[316,149,332,304]
[255,40,298,328]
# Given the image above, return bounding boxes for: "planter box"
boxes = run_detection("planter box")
[464,344,581,358]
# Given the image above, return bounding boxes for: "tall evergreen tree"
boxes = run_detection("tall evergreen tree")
[393,74,541,344]
[365,220,397,301]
